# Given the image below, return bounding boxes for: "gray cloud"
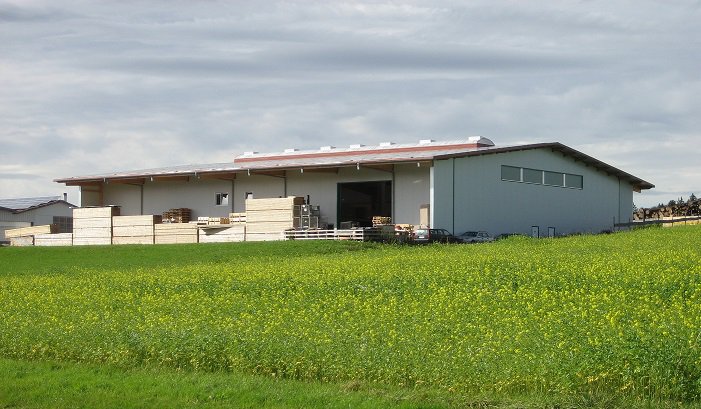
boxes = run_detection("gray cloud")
[1,0,700,206]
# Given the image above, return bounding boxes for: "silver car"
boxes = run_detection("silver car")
[457,231,494,243]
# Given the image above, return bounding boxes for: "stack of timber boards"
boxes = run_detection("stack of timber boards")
[10,236,35,246]
[4,224,57,239]
[6,224,59,247]
[155,223,199,244]
[73,206,120,246]
[199,224,245,243]
[35,233,73,246]
[246,197,304,241]
[112,215,161,245]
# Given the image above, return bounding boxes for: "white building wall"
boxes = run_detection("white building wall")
[102,184,141,215]
[286,166,391,226]
[142,179,234,219]
[393,164,430,226]
[0,203,74,240]
[232,175,285,213]
[433,148,635,236]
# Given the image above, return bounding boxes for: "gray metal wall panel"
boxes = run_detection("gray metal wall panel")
[434,148,634,236]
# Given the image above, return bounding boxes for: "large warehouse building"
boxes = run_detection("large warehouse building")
[55,137,653,237]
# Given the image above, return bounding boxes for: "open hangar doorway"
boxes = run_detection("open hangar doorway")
[337,181,392,227]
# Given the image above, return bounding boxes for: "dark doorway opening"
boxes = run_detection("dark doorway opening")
[337,181,392,227]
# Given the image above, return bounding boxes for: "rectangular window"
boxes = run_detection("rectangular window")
[523,168,543,184]
[544,171,564,187]
[501,165,521,182]
[215,192,229,206]
[52,216,73,233]
[501,165,583,190]
[565,174,583,189]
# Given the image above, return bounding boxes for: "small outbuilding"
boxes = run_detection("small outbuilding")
[0,195,75,242]
[55,137,653,237]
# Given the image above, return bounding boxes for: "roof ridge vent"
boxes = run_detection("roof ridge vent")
[379,141,395,147]
[419,139,435,144]
[349,143,365,149]
[320,146,335,151]
[468,136,495,147]
[242,151,258,156]
[284,148,298,153]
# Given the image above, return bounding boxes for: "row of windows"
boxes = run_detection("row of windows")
[501,165,583,189]
[215,192,253,206]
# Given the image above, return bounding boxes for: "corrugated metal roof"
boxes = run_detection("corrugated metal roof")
[0,196,69,213]
[54,138,653,191]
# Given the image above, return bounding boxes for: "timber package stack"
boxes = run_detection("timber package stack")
[73,206,120,246]
[245,197,304,241]
[35,233,73,246]
[5,225,58,246]
[155,223,199,244]
[112,215,162,245]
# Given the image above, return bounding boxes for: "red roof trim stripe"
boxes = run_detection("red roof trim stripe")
[234,142,489,164]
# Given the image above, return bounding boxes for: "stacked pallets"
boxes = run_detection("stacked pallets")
[154,223,199,244]
[372,216,392,226]
[112,215,161,245]
[73,207,120,246]
[162,208,191,223]
[245,197,304,241]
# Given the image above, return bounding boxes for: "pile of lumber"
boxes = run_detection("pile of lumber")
[163,208,191,223]
[35,233,73,247]
[112,215,161,245]
[372,216,392,226]
[5,224,57,240]
[229,212,246,223]
[208,217,230,225]
[199,225,245,243]
[245,197,304,241]
[73,206,120,246]
[155,223,199,244]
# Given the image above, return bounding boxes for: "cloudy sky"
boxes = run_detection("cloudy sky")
[1,0,699,207]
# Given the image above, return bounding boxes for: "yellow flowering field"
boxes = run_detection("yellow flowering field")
[0,226,700,402]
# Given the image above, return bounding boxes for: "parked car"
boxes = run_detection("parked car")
[413,228,461,244]
[457,231,494,243]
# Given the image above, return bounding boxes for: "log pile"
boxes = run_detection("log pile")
[634,196,701,220]
[112,215,162,245]
[73,207,120,246]
[245,197,303,241]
